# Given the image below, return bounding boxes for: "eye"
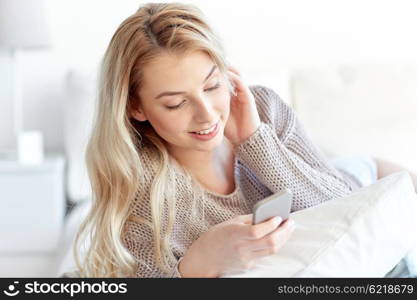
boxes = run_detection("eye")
[205,82,221,92]
[166,100,186,110]
[165,83,221,110]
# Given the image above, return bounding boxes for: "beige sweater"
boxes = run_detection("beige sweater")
[122,85,361,278]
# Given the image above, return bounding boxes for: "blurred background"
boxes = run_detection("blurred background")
[0,0,416,277]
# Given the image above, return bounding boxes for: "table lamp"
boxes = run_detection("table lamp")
[0,0,51,164]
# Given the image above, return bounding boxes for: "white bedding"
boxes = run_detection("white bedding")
[222,171,417,277]
[55,168,417,278]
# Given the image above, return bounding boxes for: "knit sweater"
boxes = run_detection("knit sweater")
[122,85,362,278]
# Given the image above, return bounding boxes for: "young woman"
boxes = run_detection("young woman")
[73,2,417,278]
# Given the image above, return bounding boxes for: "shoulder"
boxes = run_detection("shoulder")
[248,84,292,117]
[128,144,189,221]
[248,84,296,141]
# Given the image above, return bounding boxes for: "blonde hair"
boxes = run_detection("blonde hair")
[74,2,234,277]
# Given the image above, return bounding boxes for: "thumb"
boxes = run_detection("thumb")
[235,214,253,225]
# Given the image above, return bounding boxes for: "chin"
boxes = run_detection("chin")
[192,134,224,151]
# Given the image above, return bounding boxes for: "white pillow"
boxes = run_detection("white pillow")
[290,64,417,171]
[222,171,417,277]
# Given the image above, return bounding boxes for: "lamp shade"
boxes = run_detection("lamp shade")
[0,0,50,49]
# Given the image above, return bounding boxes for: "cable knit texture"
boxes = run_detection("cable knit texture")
[122,85,362,278]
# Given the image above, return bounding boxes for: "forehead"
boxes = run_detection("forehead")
[141,51,217,91]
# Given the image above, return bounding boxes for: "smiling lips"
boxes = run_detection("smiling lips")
[188,122,220,141]
[191,122,218,135]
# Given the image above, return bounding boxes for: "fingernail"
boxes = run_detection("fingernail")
[274,216,282,226]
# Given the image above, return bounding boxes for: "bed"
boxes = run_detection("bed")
[54,64,417,277]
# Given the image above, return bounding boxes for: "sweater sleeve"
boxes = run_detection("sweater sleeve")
[234,85,358,211]
[123,219,182,278]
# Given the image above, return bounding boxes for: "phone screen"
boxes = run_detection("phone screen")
[252,189,293,225]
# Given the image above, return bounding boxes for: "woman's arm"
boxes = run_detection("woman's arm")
[374,157,417,193]
[125,213,295,278]
[234,86,356,211]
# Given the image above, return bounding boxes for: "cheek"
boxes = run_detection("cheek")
[218,90,231,114]
[147,111,189,135]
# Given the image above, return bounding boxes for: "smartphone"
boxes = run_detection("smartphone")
[252,188,293,225]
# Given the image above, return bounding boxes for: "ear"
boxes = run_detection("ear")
[130,107,148,122]
[129,96,148,122]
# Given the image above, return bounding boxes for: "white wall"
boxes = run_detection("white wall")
[1,0,417,153]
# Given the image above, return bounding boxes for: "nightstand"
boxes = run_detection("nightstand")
[0,154,66,277]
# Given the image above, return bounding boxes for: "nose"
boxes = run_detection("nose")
[192,94,217,124]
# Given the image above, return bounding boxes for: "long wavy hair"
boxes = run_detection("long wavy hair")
[73,2,234,277]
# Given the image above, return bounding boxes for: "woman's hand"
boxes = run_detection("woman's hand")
[224,66,261,146]
[178,214,295,277]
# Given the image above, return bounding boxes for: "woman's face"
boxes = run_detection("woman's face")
[133,51,232,153]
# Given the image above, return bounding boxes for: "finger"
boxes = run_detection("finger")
[235,214,253,224]
[227,71,250,95]
[243,216,282,240]
[250,247,278,259]
[250,219,295,252]
[249,229,293,259]
[227,65,242,76]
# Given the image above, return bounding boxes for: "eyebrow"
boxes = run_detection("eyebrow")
[154,65,217,100]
